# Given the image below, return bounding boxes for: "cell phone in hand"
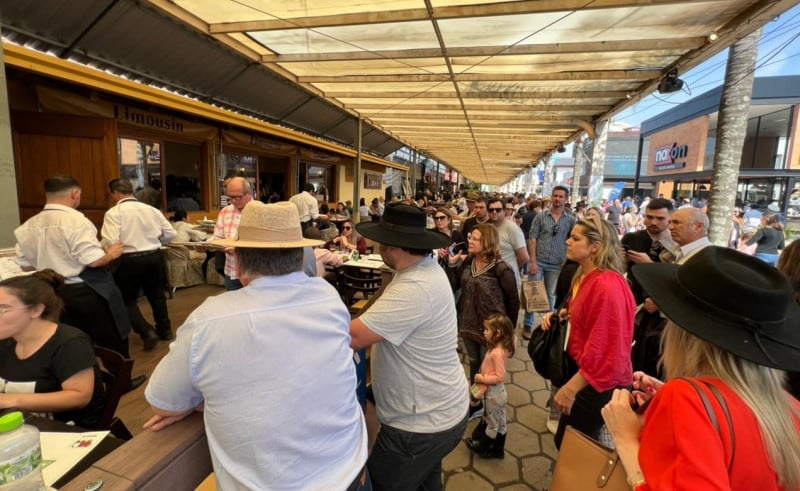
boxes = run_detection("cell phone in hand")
[449,242,467,256]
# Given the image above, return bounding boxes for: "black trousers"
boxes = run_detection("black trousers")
[59,283,129,358]
[113,250,171,336]
[554,383,616,449]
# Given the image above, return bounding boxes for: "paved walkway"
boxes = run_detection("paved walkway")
[443,336,558,490]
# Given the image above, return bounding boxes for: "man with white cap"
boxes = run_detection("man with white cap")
[145,201,368,490]
[350,204,469,491]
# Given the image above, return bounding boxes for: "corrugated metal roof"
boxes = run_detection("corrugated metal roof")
[0,0,404,157]
[1,0,796,184]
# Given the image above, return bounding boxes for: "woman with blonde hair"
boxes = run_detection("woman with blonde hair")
[544,214,636,448]
[777,240,800,398]
[325,218,366,254]
[603,247,800,490]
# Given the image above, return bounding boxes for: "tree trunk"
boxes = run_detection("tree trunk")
[708,28,761,246]
[571,135,585,206]
[587,120,609,205]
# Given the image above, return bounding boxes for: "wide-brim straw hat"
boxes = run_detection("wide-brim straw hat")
[632,246,800,370]
[356,203,452,250]
[215,201,323,249]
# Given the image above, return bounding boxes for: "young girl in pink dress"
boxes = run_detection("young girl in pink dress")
[465,313,515,458]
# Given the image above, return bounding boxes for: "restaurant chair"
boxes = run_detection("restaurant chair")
[339,269,382,315]
[94,346,135,441]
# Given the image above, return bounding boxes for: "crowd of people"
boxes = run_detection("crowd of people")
[3,175,798,490]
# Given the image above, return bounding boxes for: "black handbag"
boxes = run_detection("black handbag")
[527,295,577,387]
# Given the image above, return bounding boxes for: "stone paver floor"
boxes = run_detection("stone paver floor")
[443,332,557,490]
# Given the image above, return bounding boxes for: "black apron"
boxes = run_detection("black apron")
[79,266,132,339]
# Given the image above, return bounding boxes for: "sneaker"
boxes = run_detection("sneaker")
[521,325,533,340]
[468,402,484,421]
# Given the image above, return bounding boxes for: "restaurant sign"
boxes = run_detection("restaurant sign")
[653,143,688,171]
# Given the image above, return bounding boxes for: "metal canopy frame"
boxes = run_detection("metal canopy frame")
[1,0,796,185]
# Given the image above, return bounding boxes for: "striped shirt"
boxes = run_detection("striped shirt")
[211,205,243,279]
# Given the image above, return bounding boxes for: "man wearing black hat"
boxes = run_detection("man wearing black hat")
[350,204,469,491]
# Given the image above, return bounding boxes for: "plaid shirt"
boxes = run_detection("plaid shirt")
[529,209,576,265]
[212,204,243,279]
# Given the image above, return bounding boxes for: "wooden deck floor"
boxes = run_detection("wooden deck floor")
[119,284,225,436]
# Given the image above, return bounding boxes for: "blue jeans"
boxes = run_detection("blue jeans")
[368,416,468,491]
[224,275,243,291]
[754,252,779,266]
[523,261,563,328]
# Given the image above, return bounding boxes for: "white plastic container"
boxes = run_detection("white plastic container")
[0,412,45,491]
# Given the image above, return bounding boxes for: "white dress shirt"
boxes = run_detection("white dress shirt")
[14,204,106,282]
[101,198,176,253]
[676,237,712,265]
[288,191,319,223]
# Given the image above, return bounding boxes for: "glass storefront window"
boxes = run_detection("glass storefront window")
[118,138,162,208]
[164,142,203,212]
[300,162,334,203]
[788,180,800,217]
[118,137,204,211]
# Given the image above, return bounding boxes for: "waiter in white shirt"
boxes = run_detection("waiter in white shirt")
[14,176,133,361]
[289,183,320,231]
[102,179,177,351]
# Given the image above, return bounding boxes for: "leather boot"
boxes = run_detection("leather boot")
[476,432,506,459]
[470,419,487,442]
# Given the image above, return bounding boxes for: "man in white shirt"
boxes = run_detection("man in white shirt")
[102,179,177,350]
[289,182,320,231]
[145,201,368,490]
[668,207,712,265]
[487,197,529,287]
[14,176,132,360]
[351,204,468,491]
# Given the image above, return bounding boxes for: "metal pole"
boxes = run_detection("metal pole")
[353,118,362,223]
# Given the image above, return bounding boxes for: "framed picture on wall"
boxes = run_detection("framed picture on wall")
[364,173,382,189]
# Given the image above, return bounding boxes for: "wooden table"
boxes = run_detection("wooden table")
[60,413,211,491]
[24,415,124,489]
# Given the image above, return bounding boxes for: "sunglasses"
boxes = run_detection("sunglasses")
[488,207,503,213]
[343,226,352,230]
[552,224,560,236]
[434,215,448,221]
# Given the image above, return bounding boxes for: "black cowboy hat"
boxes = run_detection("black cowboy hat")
[632,246,800,370]
[356,203,452,250]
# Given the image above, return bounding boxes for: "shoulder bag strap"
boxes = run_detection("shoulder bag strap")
[681,377,735,475]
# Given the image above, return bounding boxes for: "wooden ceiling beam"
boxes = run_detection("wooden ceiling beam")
[328,90,628,99]
[262,38,704,63]
[299,70,661,83]
[208,1,713,33]
[351,103,610,112]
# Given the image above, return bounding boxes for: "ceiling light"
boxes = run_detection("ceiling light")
[708,32,719,42]
[658,69,684,94]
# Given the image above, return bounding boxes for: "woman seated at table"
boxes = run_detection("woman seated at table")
[325,218,367,254]
[335,202,350,217]
[0,270,105,428]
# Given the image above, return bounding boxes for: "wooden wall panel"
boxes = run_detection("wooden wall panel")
[12,111,119,227]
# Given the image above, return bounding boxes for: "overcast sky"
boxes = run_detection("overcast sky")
[615,4,800,128]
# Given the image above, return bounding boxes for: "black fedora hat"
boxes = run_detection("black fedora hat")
[632,246,800,370]
[356,203,452,250]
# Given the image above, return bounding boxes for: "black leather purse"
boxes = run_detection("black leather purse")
[527,295,577,387]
